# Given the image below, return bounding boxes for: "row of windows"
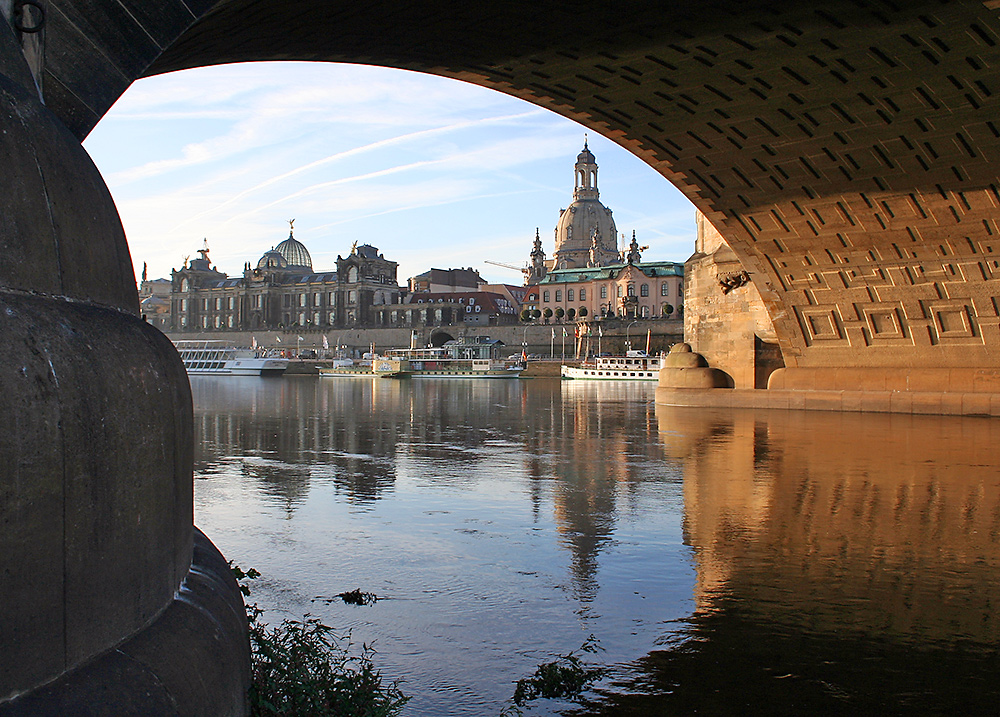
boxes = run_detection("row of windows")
[415,297,478,305]
[538,281,678,303]
[185,289,400,313]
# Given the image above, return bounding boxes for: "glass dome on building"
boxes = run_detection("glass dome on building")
[256,249,287,271]
[274,225,313,270]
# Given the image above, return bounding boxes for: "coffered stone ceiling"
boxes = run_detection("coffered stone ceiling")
[37,0,1000,370]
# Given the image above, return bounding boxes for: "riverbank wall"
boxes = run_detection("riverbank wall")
[165,319,683,359]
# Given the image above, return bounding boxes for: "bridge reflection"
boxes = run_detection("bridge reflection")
[614,405,1000,715]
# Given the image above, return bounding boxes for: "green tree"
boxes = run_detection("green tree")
[578,306,588,317]
[662,303,674,317]
[520,308,532,322]
[554,307,565,320]
[543,308,553,319]
[566,308,576,320]
[531,309,541,320]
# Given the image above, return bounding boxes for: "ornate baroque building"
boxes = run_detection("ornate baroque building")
[170,225,402,331]
[524,141,685,321]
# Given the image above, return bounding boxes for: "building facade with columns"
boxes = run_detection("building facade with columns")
[169,227,403,331]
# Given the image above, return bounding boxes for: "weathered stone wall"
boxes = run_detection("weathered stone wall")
[684,213,781,389]
[165,319,684,358]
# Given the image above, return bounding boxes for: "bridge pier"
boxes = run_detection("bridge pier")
[0,17,248,714]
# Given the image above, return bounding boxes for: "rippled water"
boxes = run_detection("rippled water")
[192,376,1000,715]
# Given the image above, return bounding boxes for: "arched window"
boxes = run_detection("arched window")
[600,285,607,299]
[543,291,550,302]
[580,288,586,301]
[627,285,635,297]
[661,283,669,296]
[555,290,562,302]
[567,289,575,301]
[640,284,649,297]
[348,266,358,282]
[617,285,623,298]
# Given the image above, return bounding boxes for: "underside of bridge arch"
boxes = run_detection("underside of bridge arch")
[7,0,1000,710]
[34,0,1000,385]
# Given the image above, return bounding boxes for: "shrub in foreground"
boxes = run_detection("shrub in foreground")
[233,564,409,717]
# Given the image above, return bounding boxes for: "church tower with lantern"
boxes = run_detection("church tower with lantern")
[549,139,621,270]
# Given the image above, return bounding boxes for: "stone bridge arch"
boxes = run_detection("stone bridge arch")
[6,0,1000,712]
[31,0,1000,387]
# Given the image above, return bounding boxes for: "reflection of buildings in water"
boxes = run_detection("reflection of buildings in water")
[237,459,312,515]
[541,382,667,603]
[192,378,399,506]
[193,376,674,609]
[656,404,1000,645]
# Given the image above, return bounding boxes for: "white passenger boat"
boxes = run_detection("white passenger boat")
[319,337,523,379]
[561,350,662,381]
[173,340,289,376]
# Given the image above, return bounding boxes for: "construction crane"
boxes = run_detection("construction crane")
[484,260,531,280]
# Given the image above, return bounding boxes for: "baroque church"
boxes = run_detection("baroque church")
[523,140,684,321]
[169,223,402,331]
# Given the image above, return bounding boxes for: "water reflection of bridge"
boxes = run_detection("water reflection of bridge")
[604,406,1000,715]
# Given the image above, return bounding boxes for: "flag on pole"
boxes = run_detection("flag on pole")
[298,336,304,341]
[275,336,282,343]
[323,335,329,350]
[551,328,555,339]
[562,327,568,337]
[251,336,258,349]
[598,325,603,338]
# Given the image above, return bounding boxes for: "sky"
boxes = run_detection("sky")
[82,61,699,287]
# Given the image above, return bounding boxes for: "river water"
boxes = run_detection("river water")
[192,376,1000,715]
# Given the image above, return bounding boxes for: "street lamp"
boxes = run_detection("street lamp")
[626,320,638,354]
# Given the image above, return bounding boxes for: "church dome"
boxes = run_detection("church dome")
[275,230,313,270]
[552,140,619,269]
[256,249,287,271]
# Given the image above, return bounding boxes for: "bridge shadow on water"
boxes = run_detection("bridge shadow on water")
[571,406,1000,716]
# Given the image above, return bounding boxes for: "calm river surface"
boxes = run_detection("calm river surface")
[192,375,1000,715]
